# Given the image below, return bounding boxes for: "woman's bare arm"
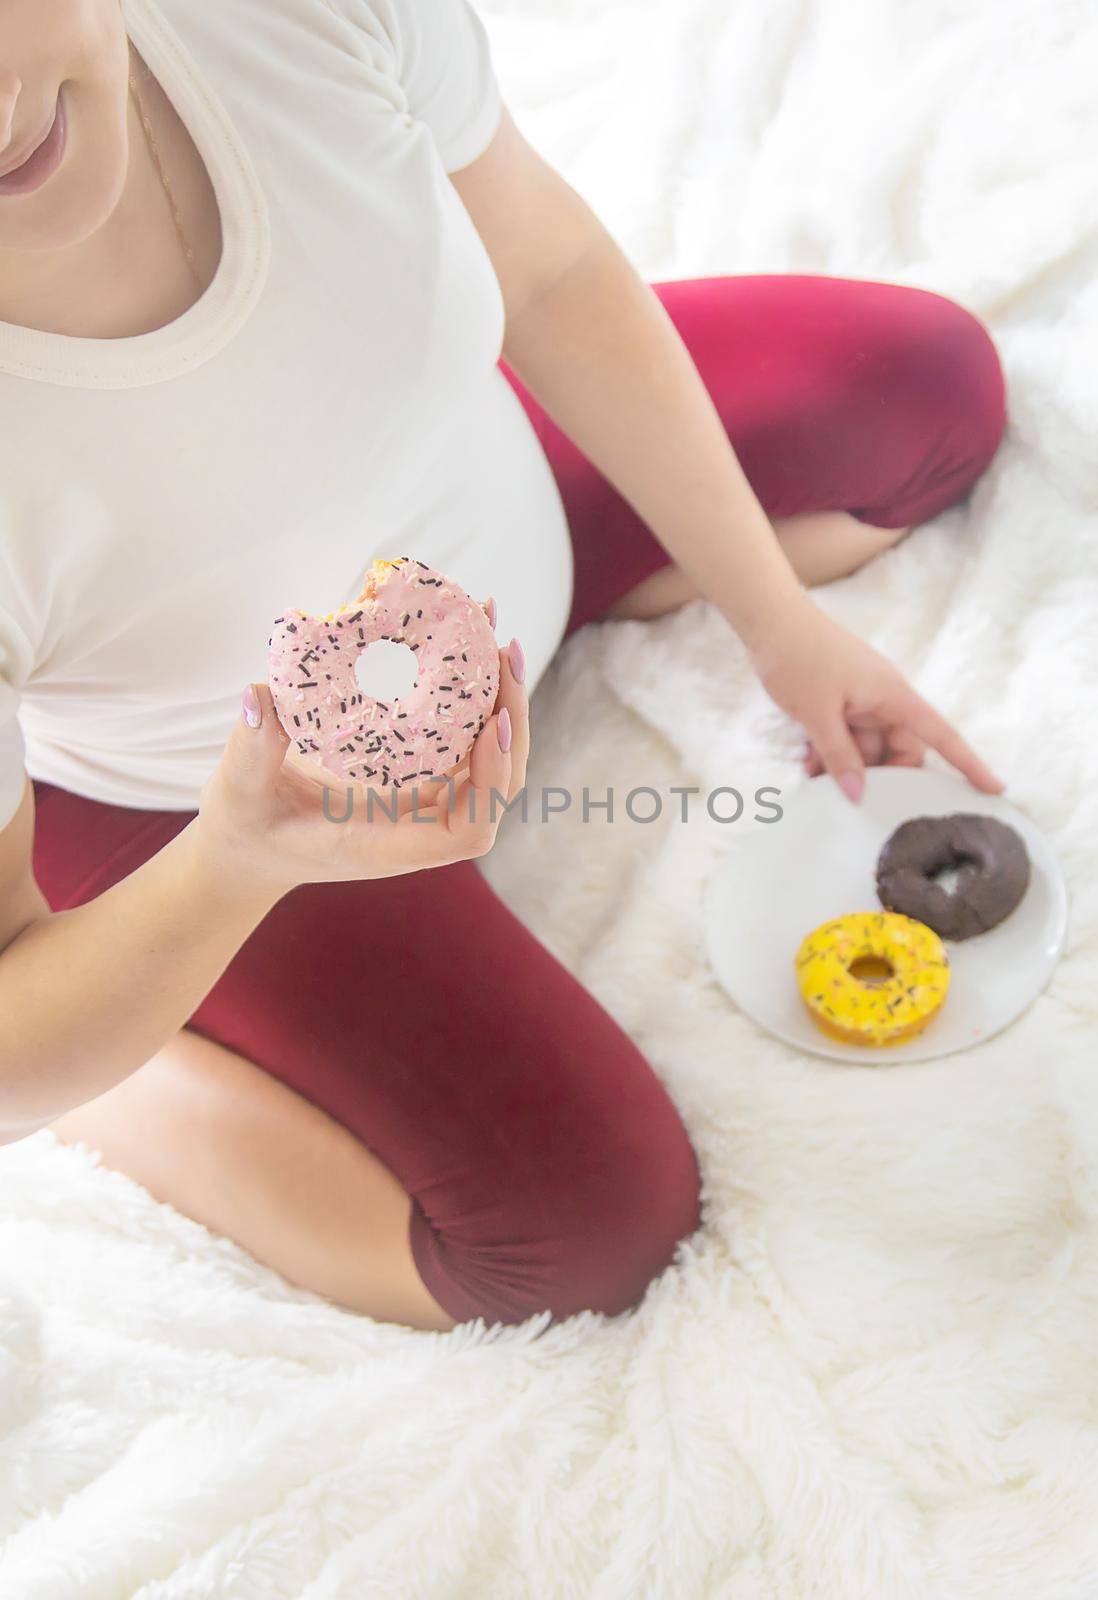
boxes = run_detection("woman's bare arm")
[450,107,1000,797]
[0,773,282,1136]
[0,664,527,1138]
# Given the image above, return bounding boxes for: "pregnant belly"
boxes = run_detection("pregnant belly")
[20,371,575,815]
[382,368,574,697]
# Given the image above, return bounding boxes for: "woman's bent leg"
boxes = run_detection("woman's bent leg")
[186,861,702,1327]
[33,781,702,1329]
[499,273,1007,634]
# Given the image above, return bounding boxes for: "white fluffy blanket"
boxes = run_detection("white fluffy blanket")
[3,2,1097,1594]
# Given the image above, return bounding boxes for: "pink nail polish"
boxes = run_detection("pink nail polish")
[507,636,525,685]
[242,684,262,729]
[837,770,864,804]
[485,596,497,630]
[497,707,512,753]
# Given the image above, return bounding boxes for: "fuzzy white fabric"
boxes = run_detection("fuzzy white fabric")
[3,1,1097,1594]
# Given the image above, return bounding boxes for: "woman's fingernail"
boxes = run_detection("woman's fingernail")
[507,636,525,684]
[497,707,512,753]
[837,770,864,804]
[242,684,263,729]
[485,596,497,630]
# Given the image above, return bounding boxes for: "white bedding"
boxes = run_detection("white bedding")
[3,1,1098,1594]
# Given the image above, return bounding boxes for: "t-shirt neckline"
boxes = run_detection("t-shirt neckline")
[0,0,271,390]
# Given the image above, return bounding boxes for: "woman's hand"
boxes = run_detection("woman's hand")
[193,644,529,898]
[748,599,1003,801]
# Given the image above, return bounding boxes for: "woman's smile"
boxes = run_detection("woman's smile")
[0,88,66,197]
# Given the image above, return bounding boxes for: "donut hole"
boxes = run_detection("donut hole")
[848,953,895,986]
[354,639,419,703]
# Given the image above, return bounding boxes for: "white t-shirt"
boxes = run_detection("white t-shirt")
[0,0,574,830]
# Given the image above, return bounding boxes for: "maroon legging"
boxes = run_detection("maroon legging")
[30,275,1006,1327]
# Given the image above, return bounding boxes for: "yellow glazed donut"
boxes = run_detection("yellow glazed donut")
[794,911,950,1047]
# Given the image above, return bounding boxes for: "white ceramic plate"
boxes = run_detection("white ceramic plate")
[703,766,1067,1064]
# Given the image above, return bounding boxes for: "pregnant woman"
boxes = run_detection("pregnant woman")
[0,0,1006,1332]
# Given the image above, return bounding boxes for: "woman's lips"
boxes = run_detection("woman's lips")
[0,92,67,197]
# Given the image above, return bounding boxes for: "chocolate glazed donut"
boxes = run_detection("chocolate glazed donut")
[875,814,1030,940]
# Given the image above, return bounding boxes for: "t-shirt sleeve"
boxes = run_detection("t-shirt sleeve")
[332,0,504,171]
[0,611,28,834]
[382,0,504,172]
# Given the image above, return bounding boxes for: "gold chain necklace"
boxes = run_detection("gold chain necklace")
[127,45,204,294]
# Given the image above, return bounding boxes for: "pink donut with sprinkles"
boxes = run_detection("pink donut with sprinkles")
[268,557,499,787]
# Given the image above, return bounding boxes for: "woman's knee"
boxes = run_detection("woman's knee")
[896,291,1005,470]
[548,1098,704,1321]
[527,1099,703,1323]
[531,1100,710,1324]
[412,1071,704,1329]
[856,288,1008,526]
